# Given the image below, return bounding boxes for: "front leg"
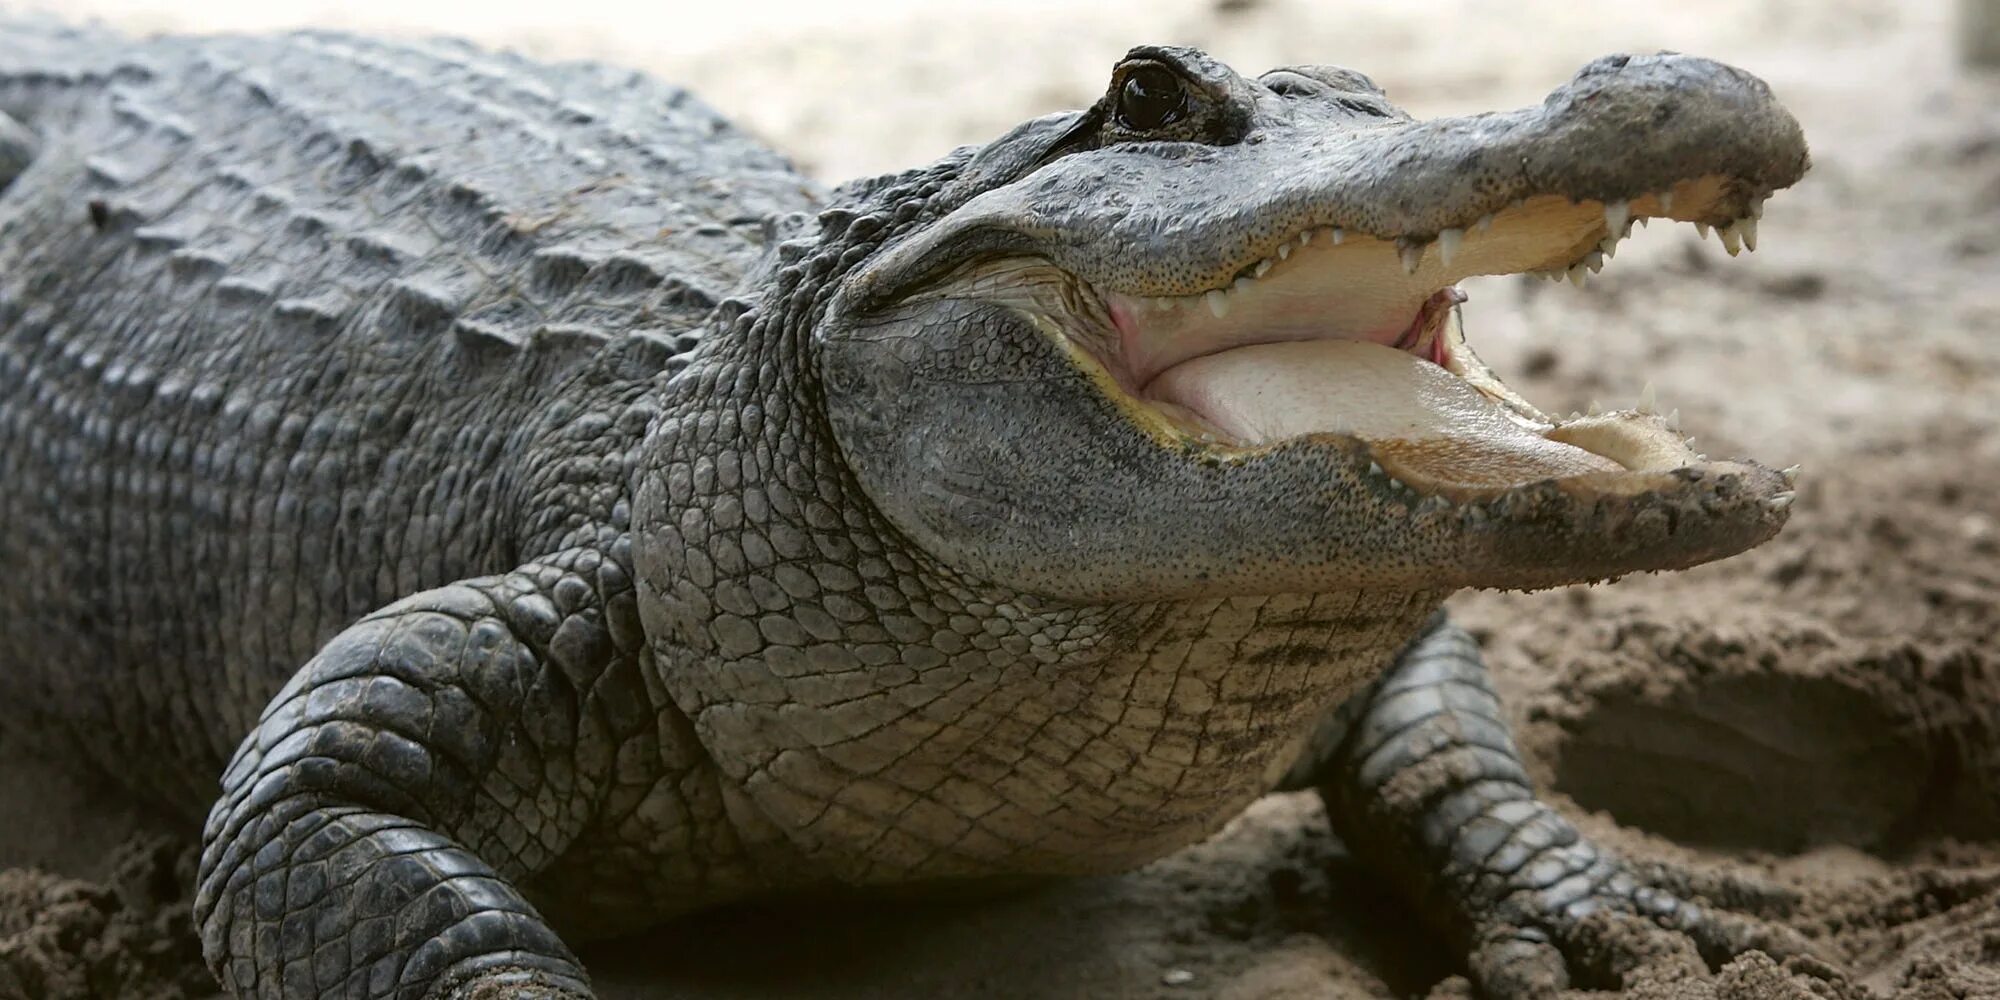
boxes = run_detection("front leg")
[195,556,629,999]
[1295,615,1830,998]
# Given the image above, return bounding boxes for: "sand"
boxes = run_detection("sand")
[0,0,1995,996]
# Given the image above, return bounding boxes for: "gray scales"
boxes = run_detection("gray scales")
[0,21,1819,1000]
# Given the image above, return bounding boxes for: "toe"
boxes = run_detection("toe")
[1469,926,1570,1000]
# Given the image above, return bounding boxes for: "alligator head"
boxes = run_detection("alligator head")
[818,46,1809,603]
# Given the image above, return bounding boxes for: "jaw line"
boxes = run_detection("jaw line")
[904,184,1786,504]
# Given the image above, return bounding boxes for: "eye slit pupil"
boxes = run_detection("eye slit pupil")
[1119,65,1186,131]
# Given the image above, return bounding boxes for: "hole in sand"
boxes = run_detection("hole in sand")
[1543,634,1999,852]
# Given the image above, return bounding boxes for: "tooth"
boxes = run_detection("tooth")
[1658,190,1674,213]
[1368,460,1385,477]
[1603,200,1630,236]
[1637,217,1650,228]
[1254,259,1273,277]
[1400,242,1423,275]
[1476,213,1495,233]
[1695,222,1712,241]
[1277,242,1291,260]
[1329,227,1345,245]
[1718,223,1743,256]
[1437,227,1464,266]
[1588,399,1603,415]
[1768,491,1796,512]
[1663,408,1681,431]
[1583,250,1606,274]
[1781,464,1800,486]
[1154,296,1176,311]
[1234,277,1255,293]
[1749,195,1766,220]
[1738,217,1758,252]
[1567,264,1588,286]
[1599,236,1620,259]
[1638,381,1656,413]
[1205,289,1229,318]
[1299,231,1312,246]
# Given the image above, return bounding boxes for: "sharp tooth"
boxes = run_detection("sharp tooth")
[1277,242,1291,260]
[1368,460,1385,477]
[1253,259,1273,277]
[1663,408,1681,431]
[1437,227,1464,266]
[1599,236,1620,259]
[1567,264,1588,286]
[1658,190,1675,213]
[1638,217,1650,228]
[1781,464,1800,486]
[1154,296,1175,311]
[1329,227,1345,245]
[1738,217,1759,252]
[1234,277,1255,293]
[1749,195,1766,220]
[1205,289,1229,318]
[1603,200,1630,235]
[1299,231,1312,246]
[1588,399,1603,415]
[1583,250,1605,273]
[1718,223,1743,256]
[1768,491,1796,512]
[1638,381,1657,413]
[1400,242,1423,275]
[1476,213,1495,233]
[1695,222,1712,241]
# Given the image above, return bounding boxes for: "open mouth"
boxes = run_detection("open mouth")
[1004,176,1797,503]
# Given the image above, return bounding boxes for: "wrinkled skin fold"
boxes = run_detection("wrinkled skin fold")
[0,23,1819,1000]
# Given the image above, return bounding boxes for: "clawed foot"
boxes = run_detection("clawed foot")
[1464,854,1845,999]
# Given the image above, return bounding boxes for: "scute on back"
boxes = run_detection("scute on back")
[0,22,822,808]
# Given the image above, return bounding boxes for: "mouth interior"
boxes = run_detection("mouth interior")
[1052,179,1765,497]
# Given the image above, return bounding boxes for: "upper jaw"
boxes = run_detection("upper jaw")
[850,50,1807,314]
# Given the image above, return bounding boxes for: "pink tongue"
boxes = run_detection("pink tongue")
[1147,340,1620,486]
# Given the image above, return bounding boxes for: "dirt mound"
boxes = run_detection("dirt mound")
[0,837,214,1000]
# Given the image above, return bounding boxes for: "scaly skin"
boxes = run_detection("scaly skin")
[0,22,1818,1000]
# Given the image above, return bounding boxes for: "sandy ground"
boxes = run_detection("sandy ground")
[1,0,1997,997]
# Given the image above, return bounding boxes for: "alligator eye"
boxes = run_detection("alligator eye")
[1118,65,1187,131]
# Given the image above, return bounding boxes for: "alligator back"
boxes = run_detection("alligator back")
[0,23,821,812]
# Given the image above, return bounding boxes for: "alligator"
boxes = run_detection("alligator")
[0,21,1814,1000]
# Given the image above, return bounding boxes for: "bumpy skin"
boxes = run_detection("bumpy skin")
[0,22,1812,1000]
